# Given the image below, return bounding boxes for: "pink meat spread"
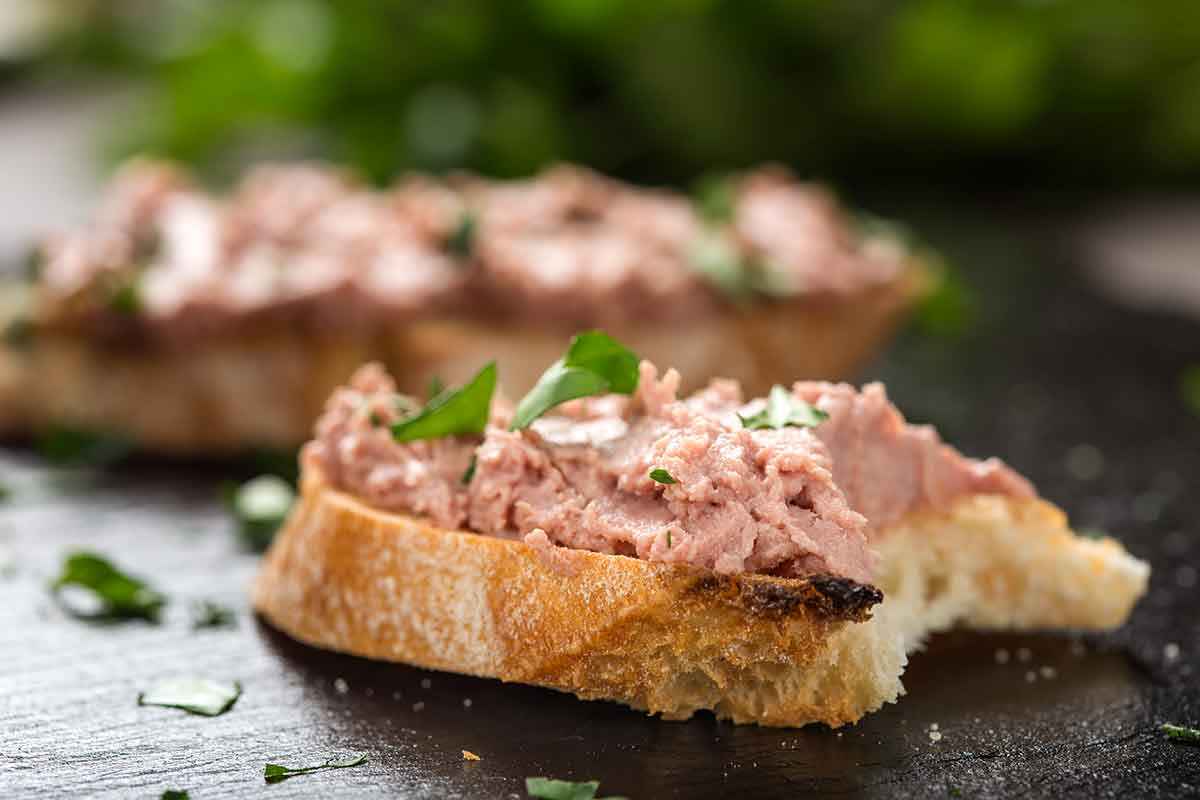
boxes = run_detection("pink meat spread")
[31,160,909,338]
[306,362,1035,583]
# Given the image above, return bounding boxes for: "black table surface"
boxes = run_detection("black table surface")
[1,212,1198,799]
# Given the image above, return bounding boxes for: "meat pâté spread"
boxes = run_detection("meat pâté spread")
[307,335,1032,585]
[28,160,911,340]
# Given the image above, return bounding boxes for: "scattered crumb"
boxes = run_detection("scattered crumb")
[462,750,481,761]
[994,648,1010,664]
[1165,643,1181,661]
[930,723,939,731]
[1025,671,1037,683]
[1040,666,1058,680]
[421,678,432,690]
[929,731,943,743]
[836,732,843,738]
[462,698,473,708]
[1016,647,1033,663]
[412,701,426,712]
[333,678,349,694]
[392,691,402,700]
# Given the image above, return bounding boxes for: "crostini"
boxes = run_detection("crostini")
[1,161,925,455]
[253,333,1148,727]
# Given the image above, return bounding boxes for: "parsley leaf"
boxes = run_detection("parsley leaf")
[229,475,295,552]
[191,599,236,630]
[264,753,368,784]
[161,791,189,800]
[511,332,639,431]
[692,173,735,224]
[446,211,476,258]
[3,317,34,349]
[461,454,477,485]
[1163,723,1200,745]
[738,385,828,431]
[51,551,165,622]
[109,282,141,315]
[139,678,241,717]
[525,777,626,800]
[393,362,496,442]
[649,468,677,484]
[687,232,754,301]
[427,374,445,400]
[36,426,134,466]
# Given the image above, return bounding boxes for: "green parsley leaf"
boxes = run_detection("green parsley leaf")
[687,232,753,301]
[446,212,476,258]
[511,332,639,431]
[161,791,189,800]
[264,753,368,784]
[525,777,626,800]
[139,678,241,717]
[109,282,141,315]
[666,530,672,548]
[461,453,477,485]
[1163,723,1200,745]
[738,385,828,431]
[36,426,134,466]
[51,551,165,622]
[1180,365,1200,418]
[392,362,496,442]
[427,374,445,400]
[649,468,677,484]
[2,317,34,349]
[191,599,236,630]
[229,475,295,552]
[692,173,735,224]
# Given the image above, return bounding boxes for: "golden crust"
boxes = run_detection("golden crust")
[0,262,925,454]
[252,475,901,728]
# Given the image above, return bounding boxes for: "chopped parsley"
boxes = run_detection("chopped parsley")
[427,374,445,400]
[692,173,735,224]
[666,530,673,548]
[161,791,189,800]
[368,411,383,428]
[461,454,477,485]
[687,232,754,301]
[109,281,142,315]
[2,317,34,349]
[36,426,135,466]
[1181,365,1200,418]
[649,468,677,484]
[446,211,476,258]
[526,777,626,800]
[139,678,241,717]
[393,362,496,442]
[51,551,165,622]
[264,753,368,784]
[191,599,236,630]
[1163,723,1200,745]
[229,475,296,552]
[738,385,828,431]
[512,331,639,431]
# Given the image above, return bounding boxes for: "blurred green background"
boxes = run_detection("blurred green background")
[9,0,1200,189]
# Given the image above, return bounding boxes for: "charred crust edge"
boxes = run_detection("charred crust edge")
[685,572,883,622]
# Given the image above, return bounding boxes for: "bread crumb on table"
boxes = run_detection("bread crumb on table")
[462,750,481,761]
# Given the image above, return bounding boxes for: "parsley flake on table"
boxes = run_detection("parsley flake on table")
[50,551,166,622]
[138,678,241,717]
[263,753,368,783]
[526,776,627,800]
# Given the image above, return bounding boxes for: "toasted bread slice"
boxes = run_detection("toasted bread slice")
[253,475,1148,728]
[0,266,923,454]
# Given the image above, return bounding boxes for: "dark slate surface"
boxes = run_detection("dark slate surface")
[1,217,1198,799]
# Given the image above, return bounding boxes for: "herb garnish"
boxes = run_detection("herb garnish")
[738,385,828,431]
[1163,723,1200,745]
[109,282,141,315]
[525,777,626,800]
[161,791,189,800]
[649,468,677,484]
[36,426,134,466]
[461,454,478,485]
[138,678,241,717]
[229,475,295,552]
[687,233,753,301]
[692,173,735,224]
[191,599,236,629]
[392,362,496,442]
[427,375,445,400]
[2,317,34,349]
[264,753,368,784]
[51,551,166,622]
[446,212,476,258]
[512,331,639,431]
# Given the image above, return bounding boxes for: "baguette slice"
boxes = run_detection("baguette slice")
[253,472,1148,728]
[0,265,922,454]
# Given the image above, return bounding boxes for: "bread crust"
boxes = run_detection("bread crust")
[253,477,1149,728]
[253,474,901,728]
[0,263,924,454]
